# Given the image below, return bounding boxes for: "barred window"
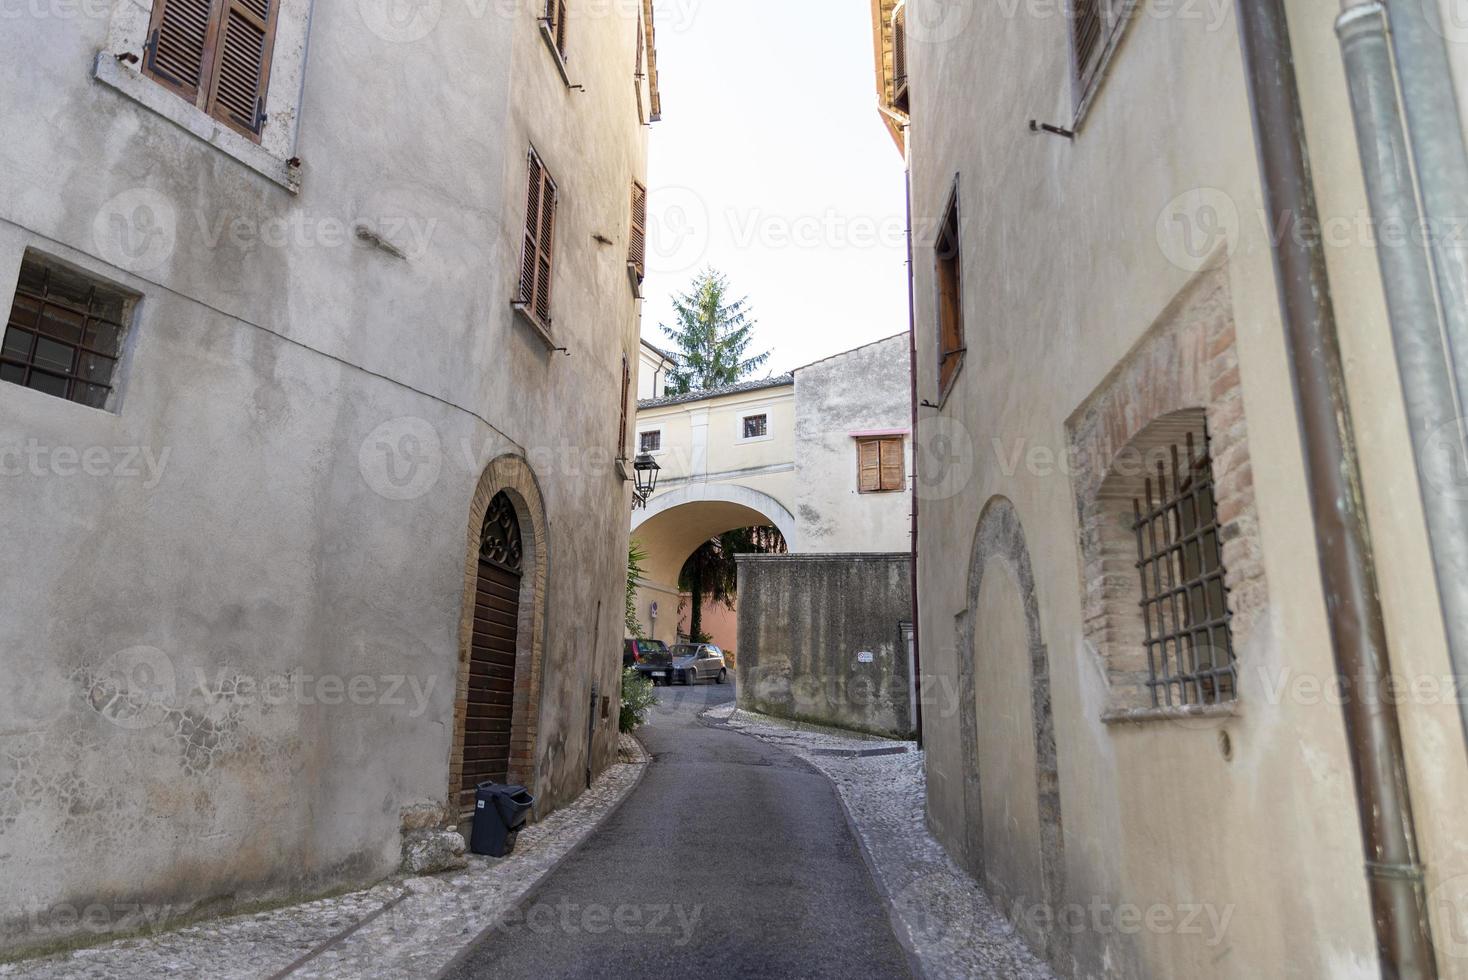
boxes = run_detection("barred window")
[742,414,768,439]
[639,430,661,453]
[1,253,135,410]
[1132,428,1237,706]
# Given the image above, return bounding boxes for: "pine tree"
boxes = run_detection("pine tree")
[660,269,771,395]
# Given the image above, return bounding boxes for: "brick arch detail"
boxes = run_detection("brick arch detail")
[1066,262,1268,716]
[448,454,550,814]
[955,494,1066,963]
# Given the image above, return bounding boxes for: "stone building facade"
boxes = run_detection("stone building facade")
[874,0,1468,976]
[0,0,660,957]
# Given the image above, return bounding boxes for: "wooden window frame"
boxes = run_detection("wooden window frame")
[857,436,905,494]
[1,252,138,411]
[142,0,281,143]
[891,1,909,113]
[514,147,558,339]
[935,178,965,404]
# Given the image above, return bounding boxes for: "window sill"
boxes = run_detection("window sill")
[539,22,573,87]
[735,435,773,445]
[1101,701,1241,727]
[511,302,557,349]
[93,54,301,194]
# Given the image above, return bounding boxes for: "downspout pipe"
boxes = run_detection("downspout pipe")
[904,152,924,747]
[1339,2,1468,765]
[1233,1,1438,975]
[1379,0,1468,754]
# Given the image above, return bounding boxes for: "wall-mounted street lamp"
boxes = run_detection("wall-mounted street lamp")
[632,452,661,509]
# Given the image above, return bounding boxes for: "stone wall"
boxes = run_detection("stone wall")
[734,554,913,738]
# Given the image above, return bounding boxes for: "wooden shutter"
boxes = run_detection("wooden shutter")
[144,0,224,103]
[858,439,882,493]
[618,355,631,455]
[552,0,569,55]
[879,437,905,491]
[1072,0,1104,84]
[519,150,557,328]
[205,0,279,138]
[629,182,647,277]
[143,0,279,142]
[937,191,964,394]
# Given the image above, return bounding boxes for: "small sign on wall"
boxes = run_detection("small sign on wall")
[856,651,874,664]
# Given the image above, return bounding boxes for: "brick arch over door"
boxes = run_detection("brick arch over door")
[449,454,549,815]
[954,495,1065,963]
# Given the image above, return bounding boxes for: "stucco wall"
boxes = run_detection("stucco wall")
[0,0,651,956]
[903,0,1468,976]
[734,554,913,738]
[792,333,911,553]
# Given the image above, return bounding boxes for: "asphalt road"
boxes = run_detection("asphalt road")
[443,681,912,980]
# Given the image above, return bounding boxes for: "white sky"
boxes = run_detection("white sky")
[640,0,911,376]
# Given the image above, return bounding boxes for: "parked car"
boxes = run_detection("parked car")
[633,642,728,686]
[623,637,668,669]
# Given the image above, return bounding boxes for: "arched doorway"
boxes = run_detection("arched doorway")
[461,491,524,808]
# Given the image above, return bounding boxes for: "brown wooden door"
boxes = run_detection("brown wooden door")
[462,492,524,809]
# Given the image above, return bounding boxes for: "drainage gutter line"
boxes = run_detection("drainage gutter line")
[1376,0,1468,759]
[1233,1,1437,974]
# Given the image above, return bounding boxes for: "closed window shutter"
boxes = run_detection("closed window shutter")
[205,0,278,138]
[143,0,279,142]
[549,0,569,56]
[144,0,224,104]
[518,151,557,328]
[618,355,631,455]
[630,182,647,277]
[937,189,964,394]
[879,437,904,491]
[858,439,882,493]
[1072,0,1105,84]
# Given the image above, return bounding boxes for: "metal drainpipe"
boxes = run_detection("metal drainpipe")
[1379,0,1468,753]
[1339,2,1468,760]
[904,154,924,748]
[1233,1,1437,974]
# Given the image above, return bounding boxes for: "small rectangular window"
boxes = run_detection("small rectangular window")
[742,414,768,440]
[618,354,631,456]
[936,185,965,397]
[1,252,135,410]
[142,0,282,142]
[639,430,662,453]
[858,436,905,493]
[516,148,558,331]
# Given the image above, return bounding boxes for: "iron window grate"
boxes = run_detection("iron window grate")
[1132,429,1237,707]
[1,256,131,409]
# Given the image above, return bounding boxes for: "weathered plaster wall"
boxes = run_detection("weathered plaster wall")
[0,0,650,955]
[792,333,911,553]
[735,553,913,738]
[904,0,1468,975]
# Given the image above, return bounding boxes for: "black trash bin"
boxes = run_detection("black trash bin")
[470,782,536,857]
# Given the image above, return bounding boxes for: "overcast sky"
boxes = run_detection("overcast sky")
[640,0,911,376]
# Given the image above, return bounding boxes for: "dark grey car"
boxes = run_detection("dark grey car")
[633,642,727,686]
